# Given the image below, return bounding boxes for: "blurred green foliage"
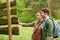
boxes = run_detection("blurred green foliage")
[0,0,60,23]
[50,0,60,19]
[17,0,48,23]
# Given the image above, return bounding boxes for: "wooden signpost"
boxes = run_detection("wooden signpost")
[0,0,19,40]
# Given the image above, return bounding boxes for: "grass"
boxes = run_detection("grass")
[0,26,34,40]
[20,27,33,40]
[0,25,60,40]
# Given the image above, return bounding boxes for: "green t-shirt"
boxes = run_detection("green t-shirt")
[41,19,54,40]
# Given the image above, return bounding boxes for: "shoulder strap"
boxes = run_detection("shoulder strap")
[43,18,50,30]
[43,18,53,30]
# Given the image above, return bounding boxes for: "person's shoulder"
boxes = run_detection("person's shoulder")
[47,19,52,22]
[46,19,53,25]
[34,20,38,24]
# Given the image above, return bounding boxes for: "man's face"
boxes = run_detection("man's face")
[40,11,45,18]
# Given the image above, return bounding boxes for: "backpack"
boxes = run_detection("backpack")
[43,18,60,38]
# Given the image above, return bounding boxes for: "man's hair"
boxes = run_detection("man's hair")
[41,8,50,15]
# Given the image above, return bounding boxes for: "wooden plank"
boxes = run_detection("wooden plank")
[0,17,19,25]
[0,0,16,9]
[0,27,19,35]
[0,8,17,17]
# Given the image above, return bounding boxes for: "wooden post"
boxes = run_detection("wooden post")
[7,0,12,40]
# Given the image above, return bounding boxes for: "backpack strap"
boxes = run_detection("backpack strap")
[43,18,53,30]
[43,18,50,30]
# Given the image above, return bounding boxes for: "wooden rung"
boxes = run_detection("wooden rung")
[0,17,19,25]
[0,27,19,35]
[0,0,16,9]
[0,8,17,17]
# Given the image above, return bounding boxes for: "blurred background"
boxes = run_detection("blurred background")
[0,0,60,40]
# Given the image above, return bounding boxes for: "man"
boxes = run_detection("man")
[39,8,54,40]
